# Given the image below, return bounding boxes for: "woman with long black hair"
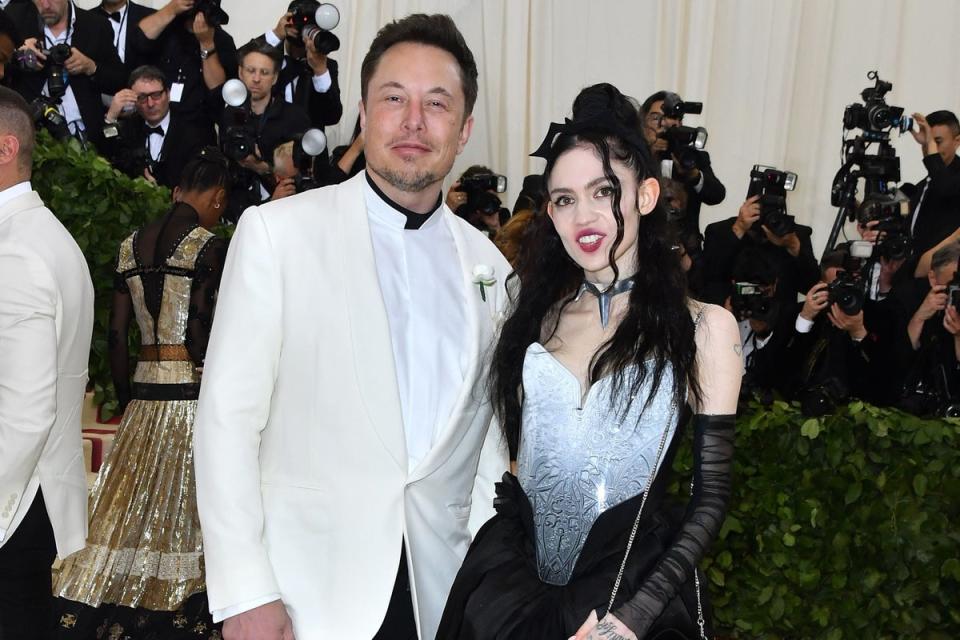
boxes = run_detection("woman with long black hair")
[438,84,741,640]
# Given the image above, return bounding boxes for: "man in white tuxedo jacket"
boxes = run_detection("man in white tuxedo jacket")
[0,87,94,637]
[194,14,511,640]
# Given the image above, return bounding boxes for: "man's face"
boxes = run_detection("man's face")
[930,124,960,166]
[932,261,958,287]
[239,53,279,102]
[0,34,15,82]
[642,99,681,152]
[34,0,67,26]
[132,78,169,125]
[360,42,473,195]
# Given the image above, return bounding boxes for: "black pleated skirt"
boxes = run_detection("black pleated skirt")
[437,473,710,640]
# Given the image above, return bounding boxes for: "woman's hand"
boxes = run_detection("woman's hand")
[571,610,637,640]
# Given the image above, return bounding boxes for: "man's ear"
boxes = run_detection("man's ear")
[0,134,20,168]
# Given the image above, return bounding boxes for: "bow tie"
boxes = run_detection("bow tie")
[577,275,637,328]
[145,126,165,137]
[108,11,122,22]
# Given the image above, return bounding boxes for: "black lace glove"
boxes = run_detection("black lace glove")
[613,413,735,636]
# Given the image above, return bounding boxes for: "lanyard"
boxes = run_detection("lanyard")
[113,4,128,54]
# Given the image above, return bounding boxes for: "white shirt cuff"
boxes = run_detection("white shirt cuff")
[693,171,705,193]
[212,594,282,624]
[264,30,283,48]
[795,315,815,334]
[312,70,332,93]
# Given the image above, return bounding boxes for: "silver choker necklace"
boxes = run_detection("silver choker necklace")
[577,276,637,328]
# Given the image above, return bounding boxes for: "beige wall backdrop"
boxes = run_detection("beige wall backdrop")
[75,0,960,254]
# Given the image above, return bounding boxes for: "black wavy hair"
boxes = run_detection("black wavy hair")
[492,83,701,457]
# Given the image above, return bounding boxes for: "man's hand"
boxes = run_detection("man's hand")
[167,0,195,15]
[193,11,216,50]
[916,284,948,323]
[732,195,761,239]
[143,167,158,186]
[64,47,97,76]
[801,282,830,321]
[106,89,138,121]
[239,147,269,176]
[944,305,960,336]
[273,11,293,40]
[911,112,938,157]
[827,303,867,340]
[223,600,295,640]
[18,38,47,67]
[673,156,700,182]
[857,219,880,243]
[762,227,802,256]
[304,35,328,76]
[271,177,297,201]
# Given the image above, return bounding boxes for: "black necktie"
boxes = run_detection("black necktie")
[108,11,122,22]
[146,126,164,137]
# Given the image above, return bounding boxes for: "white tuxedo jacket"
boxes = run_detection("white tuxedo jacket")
[194,173,511,639]
[0,190,93,556]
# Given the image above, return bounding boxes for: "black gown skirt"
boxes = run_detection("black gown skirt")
[437,471,711,640]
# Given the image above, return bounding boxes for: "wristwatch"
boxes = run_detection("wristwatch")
[200,47,217,60]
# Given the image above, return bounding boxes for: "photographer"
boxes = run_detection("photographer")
[785,250,892,414]
[92,0,154,74]
[898,242,960,415]
[445,164,509,239]
[6,0,126,149]
[101,65,206,188]
[701,192,820,307]
[258,1,342,143]
[132,0,238,144]
[907,110,960,266]
[641,90,726,238]
[218,40,310,222]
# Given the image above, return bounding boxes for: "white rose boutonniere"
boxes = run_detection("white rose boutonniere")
[472,264,496,302]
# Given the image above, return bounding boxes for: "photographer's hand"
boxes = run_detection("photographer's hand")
[193,12,216,50]
[168,0,195,15]
[446,181,466,211]
[304,36,328,76]
[827,304,867,340]
[908,284,948,349]
[943,305,960,336]
[65,48,97,76]
[911,113,938,157]
[762,227,801,257]
[239,150,270,177]
[143,167,158,186]
[271,177,296,201]
[273,11,293,41]
[857,219,880,243]
[732,195,761,239]
[106,89,138,122]
[18,38,46,66]
[801,282,830,321]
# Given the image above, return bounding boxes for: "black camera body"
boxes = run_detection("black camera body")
[661,92,703,120]
[661,125,707,171]
[29,95,71,141]
[747,165,797,237]
[826,270,865,316]
[730,282,777,323]
[221,106,257,162]
[17,44,72,100]
[289,1,341,54]
[454,173,509,232]
[842,74,912,135]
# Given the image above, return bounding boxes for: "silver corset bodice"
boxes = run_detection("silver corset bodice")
[517,342,679,585]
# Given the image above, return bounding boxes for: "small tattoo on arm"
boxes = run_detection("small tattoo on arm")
[734,343,743,356]
[595,620,630,640]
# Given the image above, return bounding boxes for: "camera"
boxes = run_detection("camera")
[730,282,777,323]
[660,92,703,120]
[454,173,509,233]
[661,125,707,171]
[747,165,797,237]
[800,377,849,417]
[948,269,960,310]
[842,74,912,135]
[289,1,341,54]
[185,0,229,27]
[826,269,865,316]
[29,95,71,141]
[17,43,72,100]
[855,191,911,261]
[220,80,256,162]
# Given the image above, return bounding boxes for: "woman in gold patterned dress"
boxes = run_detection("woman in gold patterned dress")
[52,149,231,640]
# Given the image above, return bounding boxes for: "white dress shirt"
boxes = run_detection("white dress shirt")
[105,2,129,63]
[145,111,170,163]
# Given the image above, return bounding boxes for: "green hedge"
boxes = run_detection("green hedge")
[671,400,960,639]
[33,132,170,418]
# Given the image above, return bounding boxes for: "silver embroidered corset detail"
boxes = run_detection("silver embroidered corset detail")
[517,342,679,585]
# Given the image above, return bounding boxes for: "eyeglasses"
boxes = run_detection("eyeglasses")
[645,112,682,128]
[136,89,167,104]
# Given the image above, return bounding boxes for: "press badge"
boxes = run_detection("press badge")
[170,83,185,103]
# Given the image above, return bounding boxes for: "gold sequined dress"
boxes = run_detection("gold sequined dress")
[53,206,227,639]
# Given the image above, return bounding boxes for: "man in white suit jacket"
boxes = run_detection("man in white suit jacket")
[194,14,511,640]
[0,87,94,638]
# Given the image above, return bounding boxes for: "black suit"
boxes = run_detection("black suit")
[701,217,820,306]
[102,110,207,188]
[664,149,726,238]
[910,153,960,256]
[91,1,155,75]
[6,2,126,150]
[130,22,237,145]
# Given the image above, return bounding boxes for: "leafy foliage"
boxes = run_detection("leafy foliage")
[32,132,171,418]
[670,399,960,639]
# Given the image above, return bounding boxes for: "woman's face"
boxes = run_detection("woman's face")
[546,144,659,284]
